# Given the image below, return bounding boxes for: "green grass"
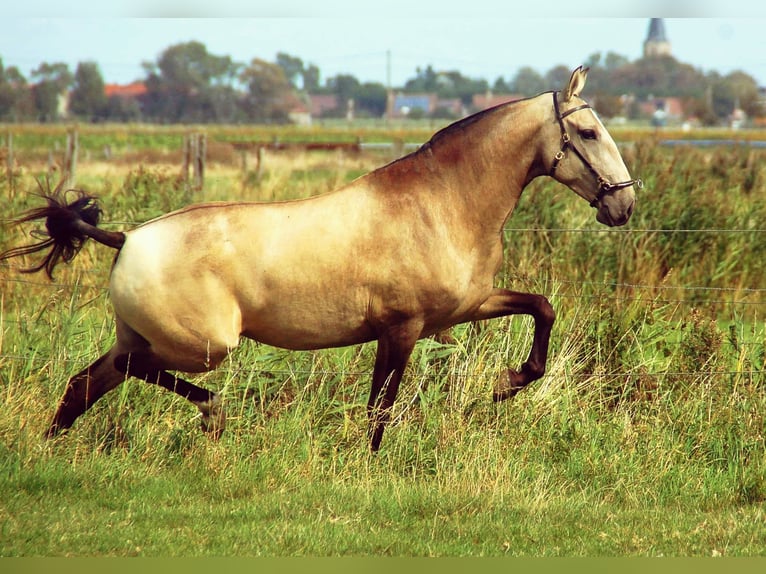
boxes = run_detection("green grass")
[2,365,765,556]
[1,127,765,556]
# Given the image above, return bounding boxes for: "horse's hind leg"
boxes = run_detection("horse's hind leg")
[46,348,126,438]
[113,352,226,438]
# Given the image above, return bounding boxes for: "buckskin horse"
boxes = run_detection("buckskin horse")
[0,67,640,450]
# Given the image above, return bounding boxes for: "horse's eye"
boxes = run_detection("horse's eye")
[579,129,598,140]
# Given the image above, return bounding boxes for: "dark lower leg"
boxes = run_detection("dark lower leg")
[368,370,403,452]
[46,352,126,438]
[473,289,555,402]
[114,353,214,404]
[113,352,224,436]
[367,324,420,451]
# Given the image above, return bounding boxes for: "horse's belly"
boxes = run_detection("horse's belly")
[239,303,376,350]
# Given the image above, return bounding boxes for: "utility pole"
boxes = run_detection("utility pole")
[386,49,394,123]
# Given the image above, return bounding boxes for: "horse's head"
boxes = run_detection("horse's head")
[546,66,640,227]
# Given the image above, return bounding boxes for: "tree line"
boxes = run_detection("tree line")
[0,41,762,125]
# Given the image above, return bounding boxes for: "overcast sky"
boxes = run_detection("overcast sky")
[3,3,766,90]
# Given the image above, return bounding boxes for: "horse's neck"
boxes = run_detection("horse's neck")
[365,96,549,237]
[427,98,548,231]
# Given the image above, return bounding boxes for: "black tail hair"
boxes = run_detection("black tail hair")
[0,179,125,280]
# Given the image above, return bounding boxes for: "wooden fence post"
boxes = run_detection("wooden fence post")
[5,131,15,196]
[63,128,78,188]
[183,133,206,191]
[255,146,264,183]
[183,134,190,182]
[194,133,206,191]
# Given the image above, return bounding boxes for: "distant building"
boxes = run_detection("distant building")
[472,92,522,112]
[308,94,339,117]
[392,93,437,117]
[287,98,312,125]
[104,82,147,99]
[644,18,672,58]
[639,97,684,123]
[434,97,464,117]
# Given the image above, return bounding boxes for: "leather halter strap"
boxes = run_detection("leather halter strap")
[550,91,642,207]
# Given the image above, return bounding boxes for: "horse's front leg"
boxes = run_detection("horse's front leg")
[472,288,556,401]
[367,319,423,451]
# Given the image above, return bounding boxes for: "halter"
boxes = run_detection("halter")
[550,91,642,207]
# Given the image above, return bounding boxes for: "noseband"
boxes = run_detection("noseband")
[550,91,642,207]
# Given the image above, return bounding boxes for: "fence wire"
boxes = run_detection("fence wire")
[1,225,764,385]
[0,353,763,383]
[2,264,764,307]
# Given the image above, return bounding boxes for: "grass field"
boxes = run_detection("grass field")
[0,124,765,556]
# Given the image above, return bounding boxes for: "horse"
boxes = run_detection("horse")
[0,66,640,451]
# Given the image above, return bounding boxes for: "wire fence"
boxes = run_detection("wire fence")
[1,269,764,308]
[0,351,763,382]
[1,225,764,384]
[3,225,765,303]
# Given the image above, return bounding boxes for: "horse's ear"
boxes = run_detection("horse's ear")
[563,66,590,101]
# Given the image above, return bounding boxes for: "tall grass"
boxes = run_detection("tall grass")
[0,128,765,556]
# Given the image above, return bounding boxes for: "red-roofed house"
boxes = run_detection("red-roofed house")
[104,82,147,99]
[472,93,522,111]
[638,96,684,122]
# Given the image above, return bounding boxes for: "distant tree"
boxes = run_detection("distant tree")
[240,58,294,123]
[682,92,717,125]
[439,71,488,106]
[592,93,624,118]
[405,65,438,92]
[142,41,241,123]
[31,62,72,122]
[544,65,572,91]
[578,52,633,94]
[275,53,324,95]
[105,94,142,122]
[355,82,388,117]
[492,76,512,93]
[584,52,602,70]
[276,52,305,89]
[722,70,761,117]
[609,56,707,99]
[509,66,545,96]
[604,52,630,71]
[69,61,107,121]
[303,64,321,92]
[0,58,29,121]
[207,85,243,123]
[705,70,761,121]
[327,74,360,111]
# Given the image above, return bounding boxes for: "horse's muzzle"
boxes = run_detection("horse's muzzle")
[596,195,635,227]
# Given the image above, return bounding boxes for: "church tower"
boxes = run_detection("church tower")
[644,18,672,58]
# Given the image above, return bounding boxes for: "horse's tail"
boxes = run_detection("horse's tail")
[0,181,125,280]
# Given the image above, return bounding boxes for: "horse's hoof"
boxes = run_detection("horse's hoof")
[492,369,526,402]
[432,330,457,345]
[197,395,226,439]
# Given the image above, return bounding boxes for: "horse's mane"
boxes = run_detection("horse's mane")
[368,91,548,182]
[425,92,546,150]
